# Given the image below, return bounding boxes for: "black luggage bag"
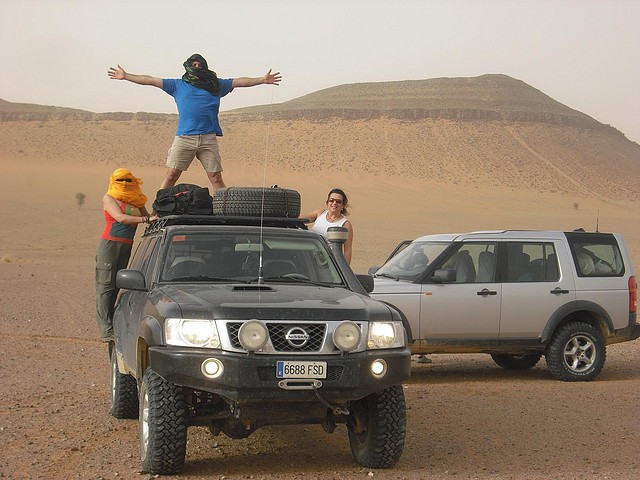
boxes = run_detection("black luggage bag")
[152,184,213,216]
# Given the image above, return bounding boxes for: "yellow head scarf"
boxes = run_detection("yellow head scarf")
[106,168,147,208]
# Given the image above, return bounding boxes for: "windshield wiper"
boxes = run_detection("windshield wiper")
[252,274,339,287]
[375,272,401,281]
[168,275,244,282]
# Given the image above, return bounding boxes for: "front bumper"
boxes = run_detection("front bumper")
[149,346,411,402]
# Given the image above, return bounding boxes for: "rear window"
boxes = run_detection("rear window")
[565,232,625,277]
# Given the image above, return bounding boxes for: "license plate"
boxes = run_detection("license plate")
[276,361,327,379]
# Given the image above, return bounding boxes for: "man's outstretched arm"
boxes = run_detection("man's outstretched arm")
[108,65,163,88]
[232,69,281,88]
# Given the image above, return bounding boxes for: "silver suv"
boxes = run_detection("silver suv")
[370,229,639,381]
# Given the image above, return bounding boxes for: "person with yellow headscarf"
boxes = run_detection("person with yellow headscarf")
[95,168,158,342]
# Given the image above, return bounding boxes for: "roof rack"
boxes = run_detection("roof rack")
[144,215,309,235]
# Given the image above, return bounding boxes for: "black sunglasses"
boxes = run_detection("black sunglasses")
[116,178,133,182]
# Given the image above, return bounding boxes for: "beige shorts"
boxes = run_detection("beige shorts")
[166,134,223,172]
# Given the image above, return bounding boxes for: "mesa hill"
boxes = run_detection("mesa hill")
[1,74,639,200]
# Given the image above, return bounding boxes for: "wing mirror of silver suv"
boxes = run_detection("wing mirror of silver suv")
[432,268,456,283]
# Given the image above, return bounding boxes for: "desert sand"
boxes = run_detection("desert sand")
[1,88,639,480]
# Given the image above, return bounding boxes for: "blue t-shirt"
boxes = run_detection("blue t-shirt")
[162,78,234,136]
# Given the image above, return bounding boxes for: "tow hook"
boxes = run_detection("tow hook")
[312,384,349,416]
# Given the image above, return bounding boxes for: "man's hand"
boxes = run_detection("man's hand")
[108,65,126,80]
[107,66,162,88]
[264,69,282,85]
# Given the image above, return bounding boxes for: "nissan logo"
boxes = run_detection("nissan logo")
[285,327,310,347]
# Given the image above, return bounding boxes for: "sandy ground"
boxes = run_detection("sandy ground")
[0,160,639,479]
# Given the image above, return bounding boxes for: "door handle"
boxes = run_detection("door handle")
[550,287,570,295]
[477,288,497,296]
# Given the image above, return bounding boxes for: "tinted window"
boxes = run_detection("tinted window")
[128,237,151,270]
[505,242,558,282]
[141,237,160,285]
[160,231,344,284]
[566,233,624,277]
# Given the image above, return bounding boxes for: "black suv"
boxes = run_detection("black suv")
[110,215,411,475]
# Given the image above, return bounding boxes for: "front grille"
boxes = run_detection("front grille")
[257,365,343,381]
[268,323,325,352]
[226,322,326,352]
[227,323,242,349]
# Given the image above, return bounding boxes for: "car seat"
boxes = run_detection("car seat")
[455,251,476,283]
[167,256,207,279]
[476,251,495,282]
[263,259,297,278]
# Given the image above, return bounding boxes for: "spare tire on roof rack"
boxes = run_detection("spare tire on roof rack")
[212,186,301,218]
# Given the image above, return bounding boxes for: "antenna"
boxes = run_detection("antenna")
[596,209,600,233]
[257,88,276,285]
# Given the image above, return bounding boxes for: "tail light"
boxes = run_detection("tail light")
[629,276,637,313]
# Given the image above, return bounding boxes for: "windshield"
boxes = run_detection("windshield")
[376,241,450,280]
[161,231,344,285]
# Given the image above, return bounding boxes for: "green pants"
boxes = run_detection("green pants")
[95,239,132,339]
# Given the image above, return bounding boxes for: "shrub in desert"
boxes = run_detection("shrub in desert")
[573,202,579,210]
[75,192,86,209]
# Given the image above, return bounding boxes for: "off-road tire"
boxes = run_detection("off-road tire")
[545,321,606,382]
[212,187,301,218]
[347,384,406,468]
[109,346,138,419]
[490,353,542,370]
[139,369,188,475]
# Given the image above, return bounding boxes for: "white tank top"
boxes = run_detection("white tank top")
[311,210,347,237]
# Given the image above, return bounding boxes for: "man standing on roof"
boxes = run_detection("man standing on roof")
[108,54,281,191]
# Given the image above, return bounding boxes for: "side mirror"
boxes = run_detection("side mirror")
[432,268,456,284]
[367,266,379,275]
[116,269,146,291]
[356,274,375,293]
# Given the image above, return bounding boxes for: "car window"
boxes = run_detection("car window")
[505,242,558,282]
[439,242,497,283]
[565,232,625,277]
[376,241,449,281]
[141,237,160,286]
[160,231,344,284]
[128,237,151,270]
[571,244,623,277]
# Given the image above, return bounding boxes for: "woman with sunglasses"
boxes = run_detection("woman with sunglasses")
[95,168,157,342]
[301,188,354,264]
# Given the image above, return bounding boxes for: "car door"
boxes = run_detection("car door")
[119,236,160,372]
[499,240,576,343]
[418,242,501,348]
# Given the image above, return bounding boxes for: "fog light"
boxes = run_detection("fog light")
[333,321,361,352]
[201,358,224,378]
[371,359,387,378]
[238,320,268,351]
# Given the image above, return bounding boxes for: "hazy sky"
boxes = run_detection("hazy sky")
[2,0,639,142]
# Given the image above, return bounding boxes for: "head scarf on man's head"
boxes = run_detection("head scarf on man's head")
[182,53,220,96]
[106,168,147,208]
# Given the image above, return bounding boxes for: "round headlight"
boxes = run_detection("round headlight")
[333,321,361,352]
[201,358,224,379]
[371,359,388,378]
[238,320,268,351]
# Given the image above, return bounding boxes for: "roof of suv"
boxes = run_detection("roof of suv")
[413,229,612,243]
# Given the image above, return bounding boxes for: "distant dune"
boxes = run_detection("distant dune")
[1,74,638,201]
[1,74,639,274]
